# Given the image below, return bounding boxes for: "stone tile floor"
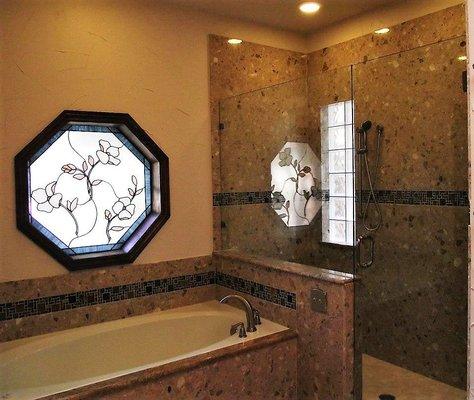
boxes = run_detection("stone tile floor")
[363,354,466,400]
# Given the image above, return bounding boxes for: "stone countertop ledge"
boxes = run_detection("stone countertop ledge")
[214,250,357,284]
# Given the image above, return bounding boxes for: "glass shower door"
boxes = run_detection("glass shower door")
[352,36,468,399]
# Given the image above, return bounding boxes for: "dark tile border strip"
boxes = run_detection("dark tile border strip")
[213,191,272,206]
[213,190,468,207]
[0,272,297,321]
[216,272,296,309]
[0,272,215,322]
[361,190,469,207]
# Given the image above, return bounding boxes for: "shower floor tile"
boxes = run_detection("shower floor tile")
[362,354,466,400]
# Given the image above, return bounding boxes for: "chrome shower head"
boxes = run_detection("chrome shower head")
[361,120,372,132]
[356,121,372,135]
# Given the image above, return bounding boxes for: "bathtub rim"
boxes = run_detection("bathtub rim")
[1,301,296,400]
[39,329,297,400]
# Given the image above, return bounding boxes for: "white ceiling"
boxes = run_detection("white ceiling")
[157,0,401,34]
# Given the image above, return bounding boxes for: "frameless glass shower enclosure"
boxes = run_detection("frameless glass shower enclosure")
[218,26,468,400]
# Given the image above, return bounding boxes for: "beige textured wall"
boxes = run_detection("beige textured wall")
[0,0,306,282]
[307,0,465,52]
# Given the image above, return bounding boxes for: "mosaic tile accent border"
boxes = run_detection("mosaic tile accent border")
[361,190,469,207]
[213,190,468,207]
[0,272,297,321]
[216,272,296,309]
[213,191,272,206]
[0,272,215,321]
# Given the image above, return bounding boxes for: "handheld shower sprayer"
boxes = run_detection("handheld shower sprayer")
[356,120,372,154]
[357,121,383,232]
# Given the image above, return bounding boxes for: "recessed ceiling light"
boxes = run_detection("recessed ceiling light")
[458,55,467,61]
[374,28,390,34]
[299,2,321,14]
[227,38,243,45]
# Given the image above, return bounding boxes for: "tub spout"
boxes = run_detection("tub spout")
[219,294,257,332]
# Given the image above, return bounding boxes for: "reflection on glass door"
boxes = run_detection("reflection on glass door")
[353,35,468,399]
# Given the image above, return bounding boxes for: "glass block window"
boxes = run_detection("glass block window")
[321,101,355,246]
[15,111,170,270]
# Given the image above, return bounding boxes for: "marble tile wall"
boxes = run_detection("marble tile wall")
[214,250,355,400]
[217,74,355,272]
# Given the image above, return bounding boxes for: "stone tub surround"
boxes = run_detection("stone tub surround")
[214,250,356,400]
[0,256,213,303]
[0,256,214,341]
[2,250,356,399]
[38,328,298,400]
[0,271,216,321]
[0,254,301,342]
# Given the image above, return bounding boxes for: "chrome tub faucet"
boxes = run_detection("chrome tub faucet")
[219,294,258,333]
[230,322,247,338]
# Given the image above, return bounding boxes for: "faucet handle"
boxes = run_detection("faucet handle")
[253,309,261,325]
[230,322,247,338]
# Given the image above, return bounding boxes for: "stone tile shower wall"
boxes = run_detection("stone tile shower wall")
[351,37,468,388]
[212,4,468,390]
[309,5,467,388]
[209,35,307,252]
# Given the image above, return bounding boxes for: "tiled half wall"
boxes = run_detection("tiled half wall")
[1,252,355,400]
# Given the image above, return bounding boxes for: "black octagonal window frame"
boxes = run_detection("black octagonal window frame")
[15,110,170,270]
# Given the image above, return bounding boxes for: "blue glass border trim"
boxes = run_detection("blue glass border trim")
[30,129,66,165]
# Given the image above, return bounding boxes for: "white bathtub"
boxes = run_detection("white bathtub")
[0,300,289,400]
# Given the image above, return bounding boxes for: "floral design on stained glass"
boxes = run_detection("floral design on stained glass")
[28,126,151,254]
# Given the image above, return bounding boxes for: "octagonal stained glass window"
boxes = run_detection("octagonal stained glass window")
[15,111,170,270]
